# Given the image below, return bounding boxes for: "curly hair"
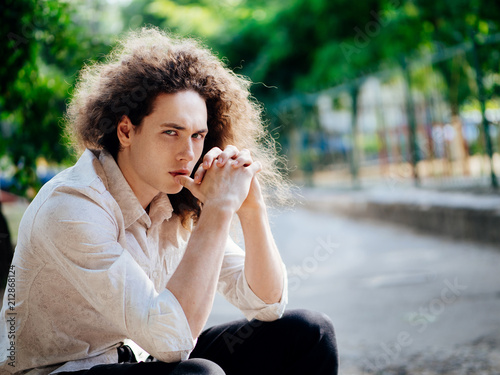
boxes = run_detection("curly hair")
[65,27,290,225]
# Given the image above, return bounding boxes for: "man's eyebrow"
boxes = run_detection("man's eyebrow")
[160,123,208,133]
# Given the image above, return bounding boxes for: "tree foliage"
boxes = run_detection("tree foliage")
[0,0,111,196]
[1,0,500,197]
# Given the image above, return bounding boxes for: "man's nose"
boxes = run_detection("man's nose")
[177,139,195,161]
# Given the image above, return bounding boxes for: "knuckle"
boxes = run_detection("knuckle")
[208,147,222,156]
[242,166,253,175]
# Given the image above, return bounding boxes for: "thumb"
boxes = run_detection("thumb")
[175,175,197,191]
[175,175,203,200]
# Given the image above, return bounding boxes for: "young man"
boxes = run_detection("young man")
[0,28,338,375]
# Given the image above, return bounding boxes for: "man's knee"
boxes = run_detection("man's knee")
[174,358,225,375]
[281,309,336,340]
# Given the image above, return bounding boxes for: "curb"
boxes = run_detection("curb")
[302,190,500,246]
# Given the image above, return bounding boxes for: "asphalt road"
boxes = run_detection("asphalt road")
[207,205,500,374]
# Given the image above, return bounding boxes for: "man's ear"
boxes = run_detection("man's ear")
[116,116,134,148]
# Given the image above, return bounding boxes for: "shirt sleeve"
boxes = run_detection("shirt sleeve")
[32,189,195,363]
[217,236,288,322]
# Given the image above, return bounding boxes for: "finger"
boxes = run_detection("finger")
[246,160,262,175]
[202,147,223,169]
[216,145,239,167]
[232,149,252,168]
[193,164,206,184]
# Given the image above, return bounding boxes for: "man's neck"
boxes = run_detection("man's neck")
[116,152,157,209]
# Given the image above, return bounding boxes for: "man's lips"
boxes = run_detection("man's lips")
[169,169,190,177]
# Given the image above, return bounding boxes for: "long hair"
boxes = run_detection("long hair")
[65,27,290,225]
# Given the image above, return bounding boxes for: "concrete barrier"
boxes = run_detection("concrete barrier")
[302,188,500,246]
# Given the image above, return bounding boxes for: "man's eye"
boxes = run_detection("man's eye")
[192,133,205,139]
[164,130,176,135]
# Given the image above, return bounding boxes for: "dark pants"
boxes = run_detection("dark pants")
[59,309,338,375]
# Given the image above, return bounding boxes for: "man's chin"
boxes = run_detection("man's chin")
[164,184,184,195]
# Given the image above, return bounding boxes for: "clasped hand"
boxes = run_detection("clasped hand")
[174,145,262,213]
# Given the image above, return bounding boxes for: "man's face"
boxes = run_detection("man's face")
[117,90,208,206]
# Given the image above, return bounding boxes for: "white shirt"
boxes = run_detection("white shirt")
[0,149,287,375]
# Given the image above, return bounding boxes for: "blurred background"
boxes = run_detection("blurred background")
[1,0,500,374]
[2,0,500,196]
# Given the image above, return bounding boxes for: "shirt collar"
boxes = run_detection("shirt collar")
[98,150,173,229]
[149,193,174,229]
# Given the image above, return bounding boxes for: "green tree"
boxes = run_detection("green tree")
[0,0,113,284]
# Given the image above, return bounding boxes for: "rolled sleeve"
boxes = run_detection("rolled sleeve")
[147,288,195,361]
[217,237,288,322]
